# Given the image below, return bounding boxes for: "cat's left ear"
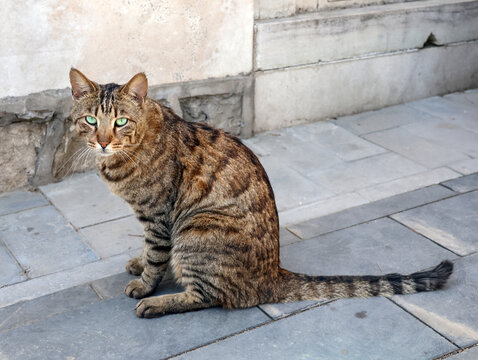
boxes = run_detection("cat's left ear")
[120,73,148,103]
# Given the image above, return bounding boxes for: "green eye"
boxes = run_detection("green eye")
[85,116,97,125]
[115,118,128,127]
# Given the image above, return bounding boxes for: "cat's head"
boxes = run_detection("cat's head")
[69,68,148,157]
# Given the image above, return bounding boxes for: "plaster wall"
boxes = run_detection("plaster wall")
[0,0,253,98]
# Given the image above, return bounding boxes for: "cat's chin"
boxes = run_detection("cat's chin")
[96,151,115,157]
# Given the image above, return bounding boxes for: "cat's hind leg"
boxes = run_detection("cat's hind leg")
[134,288,218,318]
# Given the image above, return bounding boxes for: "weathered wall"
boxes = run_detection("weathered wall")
[0,0,253,98]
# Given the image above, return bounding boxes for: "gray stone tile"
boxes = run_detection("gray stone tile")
[0,243,26,287]
[449,158,478,175]
[287,121,387,162]
[403,118,478,159]
[259,155,335,212]
[444,92,478,107]
[281,218,456,277]
[177,298,456,360]
[442,173,478,193]
[279,227,301,247]
[40,172,133,228]
[79,216,143,258]
[0,206,99,278]
[0,190,48,216]
[90,272,137,300]
[363,126,469,168]
[288,185,455,240]
[0,296,270,360]
[356,167,460,202]
[334,104,434,135]
[0,284,100,332]
[0,254,130,309]
[393,254,478,348]
[305,152,426,194]
[446,346,478,360]
[392,191,478,256]
[406,97,478,134]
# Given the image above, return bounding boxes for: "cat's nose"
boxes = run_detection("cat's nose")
[99,141,109,149]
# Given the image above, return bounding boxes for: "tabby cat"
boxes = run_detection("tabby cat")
[69,68,453,318]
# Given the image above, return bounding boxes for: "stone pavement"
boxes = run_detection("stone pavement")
[0,90,477,359]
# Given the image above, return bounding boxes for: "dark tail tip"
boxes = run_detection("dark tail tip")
[412,260,454,292]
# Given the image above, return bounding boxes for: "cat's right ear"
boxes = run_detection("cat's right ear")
[69,68,98,100]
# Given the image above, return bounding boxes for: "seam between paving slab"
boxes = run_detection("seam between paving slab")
[437,343,478,360]
[388,216,463,257]
[165,299,338,360]
[0,233,29,282]
[388,297,461,350]
[283,184,459,242]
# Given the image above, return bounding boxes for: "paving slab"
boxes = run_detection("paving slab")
[259,155,335,212]
[0,296,270,360]
[0,254,130,309]
[40,172,133,228]
[0,205,99,278]
[79,215,143,258]
[287,121,387,162]
[177,298,456,360]
[288,184,455,240]
[442,173,478,193]
[402,118,478,159]
[0,190,48,216]
[90,272,138,300]
[448,158,478,175]
[444,92,478,107]
[278,192,367,227]
[356,167,460,202]
[363,126,469,168]
[279,227,301,247]
[0,243,26,287]
[334,103,435,135]
[305,152,426,194]
[392,191,478,256]
[281,218,456,277]
[0,284,100,333]
[393,254,478,348]
[406,97,478,134]
[446,346,478,360]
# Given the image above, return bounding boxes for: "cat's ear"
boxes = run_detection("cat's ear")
[69,68,98,99]
[120,73,148,103]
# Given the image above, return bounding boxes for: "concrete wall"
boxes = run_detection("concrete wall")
[1,0,478,191]
[0,0,253,98]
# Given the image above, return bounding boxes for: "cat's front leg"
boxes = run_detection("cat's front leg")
[125,257,144,276]
[125,231,171,299]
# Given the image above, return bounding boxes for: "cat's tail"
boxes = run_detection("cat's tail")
[269,260,453,303]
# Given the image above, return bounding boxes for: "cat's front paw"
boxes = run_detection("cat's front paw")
[125,257,144,276]
[125,279,154,299]
[135,297,165,318]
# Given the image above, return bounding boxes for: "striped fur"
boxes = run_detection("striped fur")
[69,69,454,318]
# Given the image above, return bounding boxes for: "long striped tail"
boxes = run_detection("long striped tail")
[272,260,453,303]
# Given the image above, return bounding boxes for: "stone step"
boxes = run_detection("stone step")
[254,41,478,132]
[255,0,478,70]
